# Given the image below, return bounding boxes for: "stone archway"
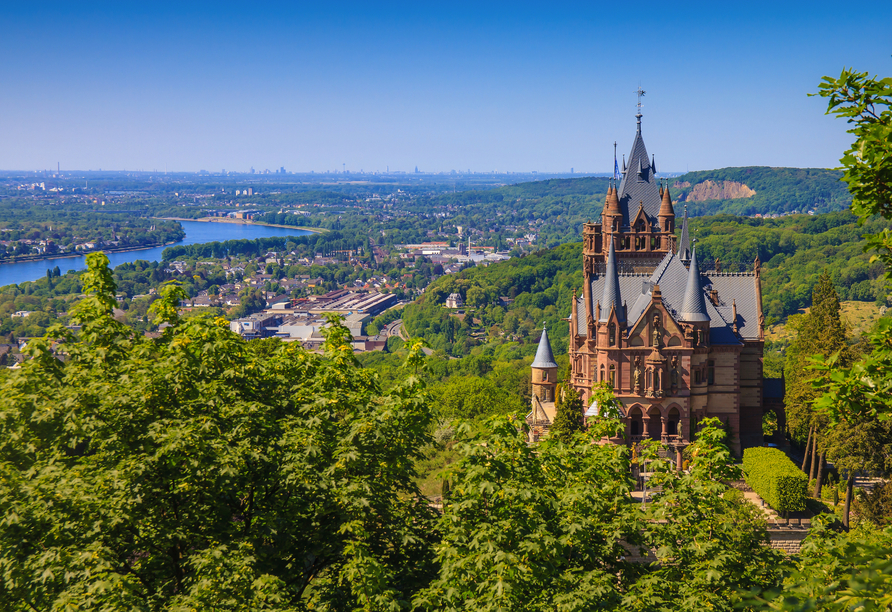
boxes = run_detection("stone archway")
[628,406,644,442]
[646,406,662,441]
[667,406,680,439]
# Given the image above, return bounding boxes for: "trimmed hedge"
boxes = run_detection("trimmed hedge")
[742,447,808,514]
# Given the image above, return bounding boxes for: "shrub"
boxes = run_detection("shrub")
[742,447,808,513]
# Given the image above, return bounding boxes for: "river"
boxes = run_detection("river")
[0,220,313,287]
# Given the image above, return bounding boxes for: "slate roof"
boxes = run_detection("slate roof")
[532,327,559,369]
[680,248,710,322]
[615,120,662,229]
[600,240,624,322]
[577,251,760,344]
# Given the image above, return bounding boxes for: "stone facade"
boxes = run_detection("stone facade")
[567,114,766,455]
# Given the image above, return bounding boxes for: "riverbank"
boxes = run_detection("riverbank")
[0,240,182,267]
[0,220,316,288]
[155,217,326,234]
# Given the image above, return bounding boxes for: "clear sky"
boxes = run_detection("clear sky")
[2,1,890,174]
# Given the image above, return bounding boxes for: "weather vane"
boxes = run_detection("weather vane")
[636,86,646,118]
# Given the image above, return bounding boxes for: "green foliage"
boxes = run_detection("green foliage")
[853,482,892,526]
[670,166,851,217]
[428,376,526,420]
[548,385,583,444]
[742,448,808,514]
[686,417,741,482]
[405,211,888,363]
[811,69,892,426]
[415,415,639,611]
[416,412,786,611]
[783,271,850,444]
[0,200,184,261]
[749,521,892,610]
[0,256,437,610]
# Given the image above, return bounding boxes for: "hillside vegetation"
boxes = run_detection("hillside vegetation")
[403,211,888,359]
[670,167,850,217]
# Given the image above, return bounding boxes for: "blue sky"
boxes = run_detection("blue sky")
[1,1,890,174]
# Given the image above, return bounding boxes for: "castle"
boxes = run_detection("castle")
[528,111,766,454]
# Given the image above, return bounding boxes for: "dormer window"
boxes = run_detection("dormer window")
[608,324,616,346]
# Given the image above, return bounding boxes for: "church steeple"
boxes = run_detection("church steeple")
[600,240,624,323]
[680,247,710,322]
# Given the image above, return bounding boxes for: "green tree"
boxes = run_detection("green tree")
[750,520,892,611]
[784,271,849,445]
[548,384,583,444]
[0,253,437,611]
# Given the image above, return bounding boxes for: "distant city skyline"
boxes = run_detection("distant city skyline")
[2,2,890,174]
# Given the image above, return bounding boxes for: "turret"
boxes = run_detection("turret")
[600,240,624,323]
[658,182,675,250]
[531,326,559,402]
[603,184,622,235]
[679,247,710,323]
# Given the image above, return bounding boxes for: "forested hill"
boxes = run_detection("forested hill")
[403,210,887,359]
[406,167,850,249]
[669,167,850,217]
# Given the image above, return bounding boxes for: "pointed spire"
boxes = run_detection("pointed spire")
[659,183,675,218]
[605,184,621,217]
[652,153,656,174]
[531,326,559,369]
[600,240,624,323]
[680,247,710,322]
[677,205,691,262]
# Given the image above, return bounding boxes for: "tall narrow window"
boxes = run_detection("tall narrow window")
[609,365,616,386]
[654,370,660,391]
[542,370,548,382]
[600,365,605,382]
[695,370,701,384]
[608,324,616,346]
[707,360,715,385]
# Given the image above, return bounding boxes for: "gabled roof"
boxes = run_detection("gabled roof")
[615,120,662,228]
[600,240,624,322]
[532,327,558,369]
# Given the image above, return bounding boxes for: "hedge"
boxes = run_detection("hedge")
[742,447,808,514]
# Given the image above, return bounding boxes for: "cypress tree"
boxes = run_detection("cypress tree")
[550,386,584,444]
[784,271,849,446]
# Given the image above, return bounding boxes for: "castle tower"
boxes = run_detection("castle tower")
[531,326,558,402]
[658,182,675,251]
[564,109,767,455]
